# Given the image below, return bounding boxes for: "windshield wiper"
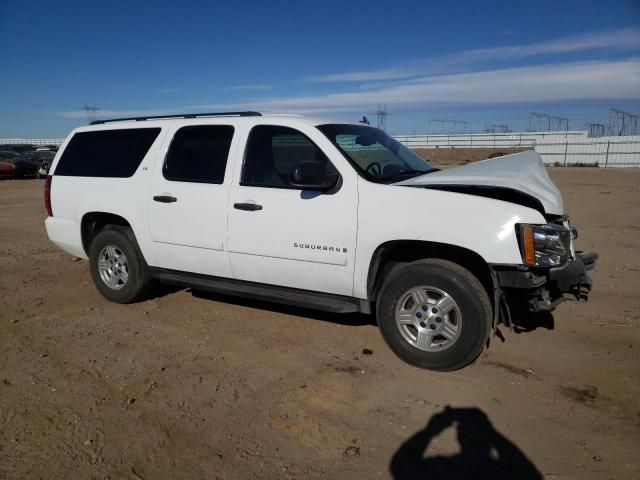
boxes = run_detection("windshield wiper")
[379,168,437,181]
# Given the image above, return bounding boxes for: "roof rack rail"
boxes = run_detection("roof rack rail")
[90,111,261,125]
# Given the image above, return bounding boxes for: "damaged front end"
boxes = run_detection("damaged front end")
[490,219,598,326]
[493,250,598,313]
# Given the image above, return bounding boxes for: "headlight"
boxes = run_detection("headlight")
[518,224,571,267]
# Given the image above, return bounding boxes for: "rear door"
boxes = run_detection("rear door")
[227,123,358,296]
[148,123,237,277]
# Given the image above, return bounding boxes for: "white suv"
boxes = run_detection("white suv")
[44,111,597,371]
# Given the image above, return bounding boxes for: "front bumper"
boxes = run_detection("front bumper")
[493,251,598,312]
[549,251,598,301]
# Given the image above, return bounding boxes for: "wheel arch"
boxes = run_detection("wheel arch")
[367,240,494,303]
[81,211,133,255]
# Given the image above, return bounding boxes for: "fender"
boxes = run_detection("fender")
[353,178,546,299]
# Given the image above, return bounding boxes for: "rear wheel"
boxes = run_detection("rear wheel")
[89,226,154,303]
[376,259,492,371]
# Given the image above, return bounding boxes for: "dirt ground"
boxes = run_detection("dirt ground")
[414,147,528,166]
[1,168,639,480]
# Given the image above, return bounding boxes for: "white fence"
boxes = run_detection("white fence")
[0,138,65,147]
[394,131,640,167]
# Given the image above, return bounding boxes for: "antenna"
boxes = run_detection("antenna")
[81,104,100,124]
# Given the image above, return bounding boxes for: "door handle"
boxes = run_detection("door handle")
[153,195,177,203]
[234,202,262,211]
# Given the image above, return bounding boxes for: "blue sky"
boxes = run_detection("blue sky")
[1,0,639,136]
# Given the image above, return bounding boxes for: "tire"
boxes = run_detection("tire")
[88,226,154,303]
[376,259,492,371]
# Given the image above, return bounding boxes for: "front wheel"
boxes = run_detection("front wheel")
[376,259,492,371]
[89,226,154,303]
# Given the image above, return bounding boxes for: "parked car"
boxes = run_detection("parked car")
[0,150,19,160]
[12,150,55,178]
[0,159,16,178]
[44,111,597,371]
[0,144,36,153]
[1,151,20,179]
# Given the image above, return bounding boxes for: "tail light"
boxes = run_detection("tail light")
[44,175,53,216]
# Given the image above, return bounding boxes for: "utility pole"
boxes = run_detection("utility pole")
[430,118,469,133]
[529,112,568,132]
[80,104,100,124]
[585,122,606,137]
[609,108,640,136]
[483,124,511,133]
[551,116,569,131]
[375,104,390,131]
[529,112,551,131]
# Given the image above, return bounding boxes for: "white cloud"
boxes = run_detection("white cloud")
[307,68,418,83]
[460,27,640,60]
[193,58,640,112]
[309,27,640,83]
[154,88,182,94]
[59,58,640,119]
[223,84,273,91]
[58,108,181,119]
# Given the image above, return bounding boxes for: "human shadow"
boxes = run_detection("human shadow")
[390,407,542,480]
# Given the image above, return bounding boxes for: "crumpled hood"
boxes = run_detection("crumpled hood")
[395,150,563,215]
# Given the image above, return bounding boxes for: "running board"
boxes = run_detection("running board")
[150,268,364,313]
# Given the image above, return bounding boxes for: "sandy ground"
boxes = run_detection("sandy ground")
[1,167,639,480]
[413,147,528,167]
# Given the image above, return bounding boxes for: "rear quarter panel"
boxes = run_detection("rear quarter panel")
[47,124,169,263]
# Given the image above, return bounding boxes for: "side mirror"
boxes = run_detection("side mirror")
[290,161,339,190]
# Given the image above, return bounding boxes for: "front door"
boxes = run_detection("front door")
[227,124,358,296]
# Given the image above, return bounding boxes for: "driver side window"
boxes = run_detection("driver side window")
[241,125,336,189]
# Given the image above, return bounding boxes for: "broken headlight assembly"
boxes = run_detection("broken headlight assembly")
[518,224,572,267]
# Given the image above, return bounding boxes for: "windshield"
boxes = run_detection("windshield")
[318,124,435,183]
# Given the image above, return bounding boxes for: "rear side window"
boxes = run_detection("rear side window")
[163,125,234,184]
[55,128,160,177]
[241,125,335,188]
